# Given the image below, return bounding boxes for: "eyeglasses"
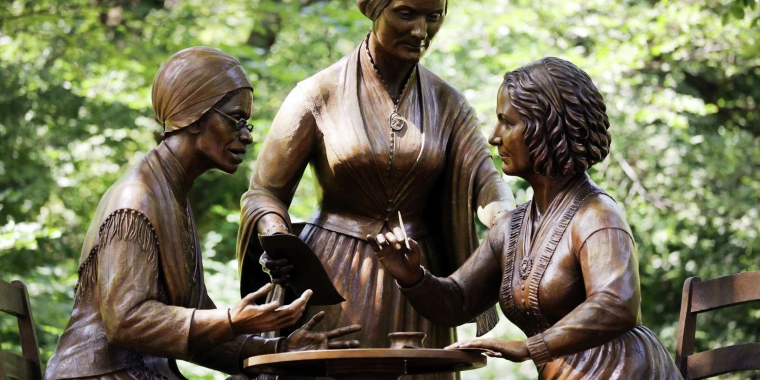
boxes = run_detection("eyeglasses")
[213,108,253,133]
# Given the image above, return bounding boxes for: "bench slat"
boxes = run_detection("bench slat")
[691,271,760,313]
[686,343,760,379]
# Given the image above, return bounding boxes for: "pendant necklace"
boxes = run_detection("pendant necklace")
[365,33,413,132]
[519,202,543,280]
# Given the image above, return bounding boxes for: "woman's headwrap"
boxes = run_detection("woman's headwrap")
[152,46,253,133]
[357,0,447,21]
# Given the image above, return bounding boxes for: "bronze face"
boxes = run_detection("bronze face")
[196,89,254,174]
[490,82,532,178]
[373,0,446,63]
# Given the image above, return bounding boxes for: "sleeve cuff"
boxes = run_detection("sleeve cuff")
[526,333,552,366]
[241,336,286,360]
[396,266,430,291]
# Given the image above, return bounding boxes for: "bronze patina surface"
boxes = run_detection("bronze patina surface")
[370,57,683,380]
[236,5,515,378]
[45,47,359,380]
[245,348,486,380]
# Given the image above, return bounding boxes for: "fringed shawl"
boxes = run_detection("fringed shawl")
[76,143,204,309]
[74,209,161,305]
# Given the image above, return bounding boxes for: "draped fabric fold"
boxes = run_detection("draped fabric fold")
[237,40,514,365]
[47,143,281,380]
[398,175,681,379]
[502,176,680,379]
[46,144,218,379]
[79,143,203,308]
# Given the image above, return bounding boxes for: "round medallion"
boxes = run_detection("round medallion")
[519,258,533,280]
[389,111,406,131]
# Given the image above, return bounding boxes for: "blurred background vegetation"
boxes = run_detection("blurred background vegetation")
[1,0,759,378]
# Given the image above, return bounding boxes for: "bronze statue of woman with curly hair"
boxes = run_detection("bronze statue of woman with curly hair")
[369,57,682,379]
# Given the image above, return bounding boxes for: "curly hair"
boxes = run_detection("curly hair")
[503,57,610,178]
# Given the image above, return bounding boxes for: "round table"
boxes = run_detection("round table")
[244,348,486,380]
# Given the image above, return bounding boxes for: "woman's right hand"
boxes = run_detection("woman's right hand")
[259,253,293,285]
[228,283,312,334]
[367,227,424,287]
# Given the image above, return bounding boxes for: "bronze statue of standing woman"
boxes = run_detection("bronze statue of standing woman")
[237,1,514,378]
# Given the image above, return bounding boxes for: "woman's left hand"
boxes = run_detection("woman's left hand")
[446,338,531,362]
[282,311,362,352]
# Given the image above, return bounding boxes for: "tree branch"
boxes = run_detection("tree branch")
[615,154,679,211]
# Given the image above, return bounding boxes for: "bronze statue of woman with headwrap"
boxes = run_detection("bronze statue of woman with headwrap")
[45,47,360,380]
[237,2,515,378]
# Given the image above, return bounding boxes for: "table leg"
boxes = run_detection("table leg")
[326,358,406,380]
[255,286,286,380]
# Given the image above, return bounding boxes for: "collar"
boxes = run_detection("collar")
[155,142,193,201]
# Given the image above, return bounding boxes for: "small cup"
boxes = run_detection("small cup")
[388,332,426,349]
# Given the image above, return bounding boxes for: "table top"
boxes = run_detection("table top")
[244,348,487,377]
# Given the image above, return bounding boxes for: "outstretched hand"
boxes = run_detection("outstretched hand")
[446,338,530,362]
[367,227,423,287]
[229,284,312,334]
[282,311,362,352]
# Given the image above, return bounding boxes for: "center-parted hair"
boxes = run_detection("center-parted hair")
[504,57,611,178]
[357,0,448,20]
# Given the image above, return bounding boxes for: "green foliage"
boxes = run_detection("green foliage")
[1,0,759,379]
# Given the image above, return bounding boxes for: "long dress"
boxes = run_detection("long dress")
[45,143,280,380]
[237,40,515,378]
[399,174,682,379]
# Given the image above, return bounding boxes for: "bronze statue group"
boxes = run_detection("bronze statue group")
[43,0,683,379]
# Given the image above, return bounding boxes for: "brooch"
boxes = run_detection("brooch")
[519,258,533,280]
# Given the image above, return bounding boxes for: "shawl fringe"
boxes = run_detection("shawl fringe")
[74,208,159,306]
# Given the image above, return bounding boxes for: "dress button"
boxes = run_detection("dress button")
[521,285,525,291]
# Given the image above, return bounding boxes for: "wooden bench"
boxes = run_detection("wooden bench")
[676,271,760,379]
[0,279,41,380]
